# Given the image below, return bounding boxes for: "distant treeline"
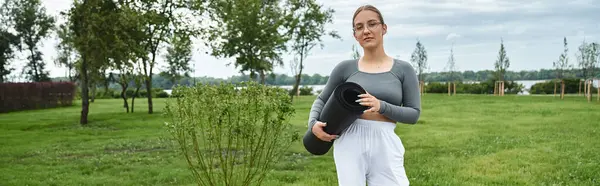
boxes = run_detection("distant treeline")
[51,68,600,90]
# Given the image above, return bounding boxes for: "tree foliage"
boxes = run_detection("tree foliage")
[577,41,599,80]
[4,0,55,82]
[445,43,458,82]
[553,37,572,80]
[0,29,19,83]
[61,0,131,124]
[410,39,428,82]
[351,44,360,60]
[160,31,193,86]
[494,38,510,81]
[204,0,290,83]
[283,0,339,100]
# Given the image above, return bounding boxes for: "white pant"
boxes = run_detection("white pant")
[333,119,409,186]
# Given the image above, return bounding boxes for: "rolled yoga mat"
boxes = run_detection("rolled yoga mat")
[303,81,370,155]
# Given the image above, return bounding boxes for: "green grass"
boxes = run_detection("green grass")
[1,94,600,185]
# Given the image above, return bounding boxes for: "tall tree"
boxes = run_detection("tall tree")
[160,32,193,87]
[54,23,78,82]
[553,37,571,99]
[445,43,458,82]
[204,0,291,84]
[494,38,510,82]
[6,0,55,82]
[0,1,19,82]
[576,40,594,80]
[62,0,125,124]
[351,44,360,59]
[133,0,180,114]
[0,28,19,82]
[284,0,340,101]
[554,37,571,80]
[410,39,428,82]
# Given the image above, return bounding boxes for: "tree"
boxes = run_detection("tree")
[62,0,127,124]
[494,38,510,82]
[5,0,55,82]
[553,37,571,99]
[132,0,183,114]
[54,23,78,82]
[445,43,458,95]
[284,0,340,101]
[0,1,20,83]
[582,42,599,101]
[351,44,360,59]
[445,43,458,82]
[160,32,193,87]
[410,39,428,95]
[204,0,291,84]
[0,28,19,83]
[576,41,595,82]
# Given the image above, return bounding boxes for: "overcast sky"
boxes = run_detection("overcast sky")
[15,0,600,79]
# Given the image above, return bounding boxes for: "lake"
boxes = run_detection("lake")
[164,79,599,96]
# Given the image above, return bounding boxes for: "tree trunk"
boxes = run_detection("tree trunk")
[132,86,141,113]
[144,53,155,114]
[120,83,129,113]
[260,70,266,84]
[554,81,557,97]
[145,78,152,114]
[104,77,110,97]
[448,82,451,96]
[80,56,89,125]
[560,80,565,100]
[90,85,96,103]
[453,82,456,95]
[579,81,582,96]
[29,47,39,82]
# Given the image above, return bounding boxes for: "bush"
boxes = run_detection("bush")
[163,81,299,186]
[287,86,314,96]
[299,86,313,95]
[530,78,597,94]
[0,82,76,113]
[425,80,523,94]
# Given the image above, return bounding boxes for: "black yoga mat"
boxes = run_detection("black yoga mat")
[303,81,369,155]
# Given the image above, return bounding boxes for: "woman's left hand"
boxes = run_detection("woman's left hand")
[357,92,380,113]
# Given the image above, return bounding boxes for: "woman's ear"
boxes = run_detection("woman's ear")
[382,24,387,35]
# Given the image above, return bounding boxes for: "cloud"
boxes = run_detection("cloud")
[10,0,599,80]
[446,33,461,41]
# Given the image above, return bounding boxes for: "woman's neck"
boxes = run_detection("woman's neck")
[361,45,389,63]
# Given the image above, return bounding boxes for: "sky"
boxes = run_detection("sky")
[10,0,600,80]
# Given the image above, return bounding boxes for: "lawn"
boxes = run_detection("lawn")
[1,94,599,185]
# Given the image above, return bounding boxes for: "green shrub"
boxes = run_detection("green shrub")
[287,86,314,96]
[425,80,523,94]
[530,78,597,94]
[299,86,313,95]
[163,81,299,186]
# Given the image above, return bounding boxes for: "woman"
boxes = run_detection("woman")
[307,4,421,186]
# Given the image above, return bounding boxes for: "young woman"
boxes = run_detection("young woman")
[307,4,422,186]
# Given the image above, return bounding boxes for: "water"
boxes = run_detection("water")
[164,79,599,96]
[275,80,599,95]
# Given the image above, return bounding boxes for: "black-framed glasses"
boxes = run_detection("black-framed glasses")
[353,21,381,34]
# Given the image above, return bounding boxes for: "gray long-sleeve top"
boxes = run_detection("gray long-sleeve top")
[308,59,422,129]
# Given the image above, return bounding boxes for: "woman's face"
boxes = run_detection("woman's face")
[353,10,386,50]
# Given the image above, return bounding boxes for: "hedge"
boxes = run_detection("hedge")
[0,82,77,113]
[530,78,598,94]
[425,80,524,94]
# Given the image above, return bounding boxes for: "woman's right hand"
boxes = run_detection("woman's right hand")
[312,121,338,142]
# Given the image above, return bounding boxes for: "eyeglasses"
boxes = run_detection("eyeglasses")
[353,21,381,35]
